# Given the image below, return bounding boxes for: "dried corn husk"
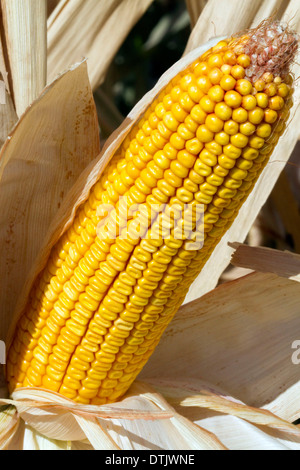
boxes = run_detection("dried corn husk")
[0,82,17,148]
[185,0,262,54]
[47,0,154,90]
[1,0,47,116]
[0,20,18,148]
[230,243,300,281]
[0,62,100,342]
[142,270,300,418]
[185,0,208,27]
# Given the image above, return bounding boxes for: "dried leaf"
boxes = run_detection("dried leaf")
[142,271,300,420]
[230,243,300,281]
[0,385,173,449]
[250,0,289,27]
[73,415,120,450]
[185,0,262,54]
[0,405,19,450]
[0,81,17,148]
[47,0,154,90]
[0,19,17,147]
[185,0,208,28]
[1,0,47,116]
[0,31,10,94]
[133,382,227,450]
[283,0,300,30]
[190,412,300,450]
[0,62,100,343]
[98,382,226,450]
[146,378,300,437]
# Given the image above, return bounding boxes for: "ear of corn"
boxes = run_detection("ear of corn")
[6,20,298,405]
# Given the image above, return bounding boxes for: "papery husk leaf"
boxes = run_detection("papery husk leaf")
[0,33,10,93]
[133,382,227,450]
[0,405,19,450]
[22,426,70,450]
[6,387,173,420]
[282,0,300,31]
[145,378,300,437]
[250,0,289,27]
[185,0,262,54]
[265,383,300,423]
[0,28,18,148]
[73,414,120,450]
[98,382,226,450]
[142,271,300,420]
[70,440,93,450]
[230,243,300,281]
[185,0,208,28]
[5,36,222,351]
[0,81,17,148]
[1,0,47,116]
[185,412,300,450]
[47,0,154,90]
[0,62,100,344]
[0,387,173,447]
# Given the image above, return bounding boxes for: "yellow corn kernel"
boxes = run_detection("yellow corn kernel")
[232,108,248,123]
[220,75,236,91]
[256,93,269,108]
[208,85,224,103]
[224,90,242,108]
[242,95,257,111]
[215,102,232,121]
[205,114,224,133]
[208,68,223,85]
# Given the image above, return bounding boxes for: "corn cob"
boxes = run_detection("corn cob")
[6,20,298,404]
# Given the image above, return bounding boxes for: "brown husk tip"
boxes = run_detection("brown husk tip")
[229,18,299,82]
